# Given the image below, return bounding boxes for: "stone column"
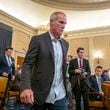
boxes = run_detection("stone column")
[88,36,94,74]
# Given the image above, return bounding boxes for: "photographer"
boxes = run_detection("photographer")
[68,47,91,110]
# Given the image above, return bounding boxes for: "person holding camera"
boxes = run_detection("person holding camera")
[68,47,91,110]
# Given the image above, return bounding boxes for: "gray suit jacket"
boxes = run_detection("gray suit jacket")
[20,32,69,105]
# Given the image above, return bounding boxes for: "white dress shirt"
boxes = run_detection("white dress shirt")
[45,32,66,104]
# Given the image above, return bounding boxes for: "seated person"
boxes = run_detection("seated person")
[101,69,110,81]
[88,66,104,100]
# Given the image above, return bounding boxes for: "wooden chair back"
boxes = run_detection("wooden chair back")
[102,81,110,110]
[89,92,105,109]
[0,77,8,108]
[0,77,8,97]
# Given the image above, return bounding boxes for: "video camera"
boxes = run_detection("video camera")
[79,69,86,79]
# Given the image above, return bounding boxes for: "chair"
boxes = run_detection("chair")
[7,83,20,108]
[102,81,110,110]
[89,92,105,109]
[8,74,20,99]
[0,77,8,109]
[8,90,20,104]
[8,91,19,97]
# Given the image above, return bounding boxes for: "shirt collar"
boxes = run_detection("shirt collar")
[96,75,101,79]
[77,57,83,61]
[5,55,10,58]
[49,31,61,41]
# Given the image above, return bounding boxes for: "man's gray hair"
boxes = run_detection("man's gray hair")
[50,12,66,22]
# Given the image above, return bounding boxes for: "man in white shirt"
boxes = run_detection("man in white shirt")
[20,12,69,110]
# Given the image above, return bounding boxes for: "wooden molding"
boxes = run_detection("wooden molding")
[64,26,110,39]
[32,0,110,11]
[0,10,37,35]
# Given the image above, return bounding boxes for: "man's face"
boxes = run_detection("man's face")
[50,14,67,38]
[78,49,85,59]
[6,49,13,57]
[95,68,103,76]
[66,56,72,64]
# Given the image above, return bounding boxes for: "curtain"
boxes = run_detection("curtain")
[0,22,12,56]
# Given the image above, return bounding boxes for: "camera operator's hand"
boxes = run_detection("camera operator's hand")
[75,69,82,74]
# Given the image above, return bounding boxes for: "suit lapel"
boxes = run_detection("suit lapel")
[59,38,66,60]
[45,32,54,63]
[3,56,9,66]
[4,55,13,67]
[82,59,85,68]
[94,75,100,90]
[75,58,79,68]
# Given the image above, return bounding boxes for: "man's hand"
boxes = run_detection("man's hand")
[20,89,34,104]
[99,91,104,96]
[11,75,15,81]
[75,69,82,74]
[2,72,8,77]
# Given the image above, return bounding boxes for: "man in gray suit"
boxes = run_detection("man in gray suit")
[20,12,69,110]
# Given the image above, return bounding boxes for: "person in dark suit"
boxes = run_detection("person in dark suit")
[66,55,74,110]
[20,12,69,110]
[89,66,104,100]
[68,47,91,110]
[0,47,15,80]
[101,69,110,81]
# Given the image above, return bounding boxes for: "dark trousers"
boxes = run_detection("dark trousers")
[73,80,89,110]
[31,103,68,110]
[31,97,68,110]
